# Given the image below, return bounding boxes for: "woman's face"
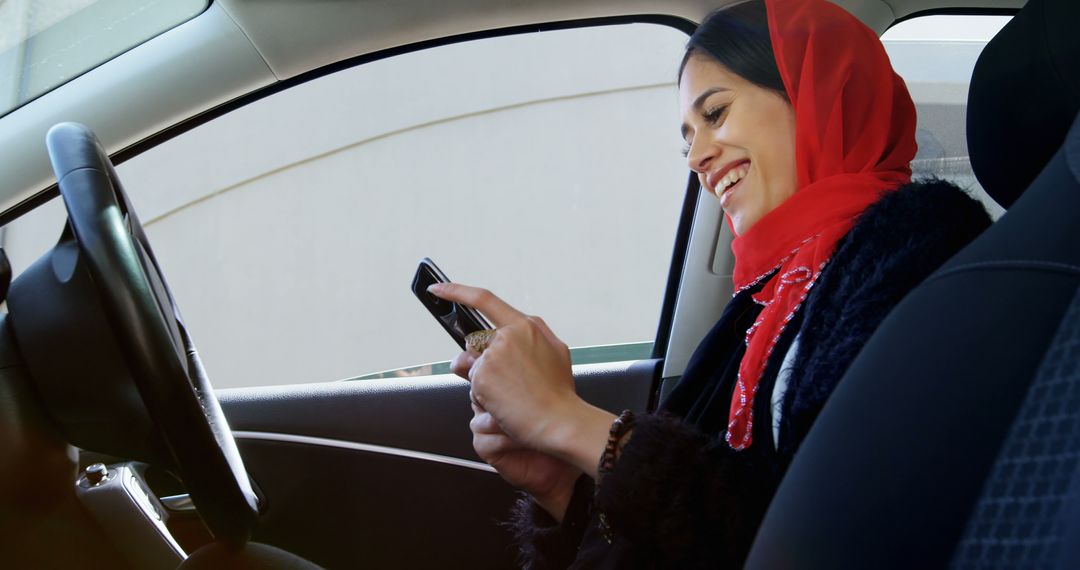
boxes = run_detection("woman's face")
[679,53,797,235]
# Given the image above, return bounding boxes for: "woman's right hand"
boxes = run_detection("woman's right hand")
[434,283,614,480]
[470,400,581,522]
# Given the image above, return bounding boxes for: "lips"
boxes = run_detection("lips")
[706,160,751,200]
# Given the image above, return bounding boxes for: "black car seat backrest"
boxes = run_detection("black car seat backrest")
[744,0,1080,568]
[967,0,1080,208]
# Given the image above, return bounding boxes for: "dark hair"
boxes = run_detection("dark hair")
[679,0,787,96]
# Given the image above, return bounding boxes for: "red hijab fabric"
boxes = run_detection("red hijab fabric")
[724,0,917,450]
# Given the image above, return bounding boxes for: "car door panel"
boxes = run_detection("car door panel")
[216,359,660,567]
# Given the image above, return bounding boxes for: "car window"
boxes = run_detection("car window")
[882,14,1011,218]
[0,0,208,117]
[3,23,690,388]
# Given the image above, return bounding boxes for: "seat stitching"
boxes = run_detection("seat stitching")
[925,260,1080,285]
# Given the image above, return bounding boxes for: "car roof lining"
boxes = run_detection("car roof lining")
[217,0,1025,81]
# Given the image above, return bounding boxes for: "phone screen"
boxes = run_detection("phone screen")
[411,258,491,350]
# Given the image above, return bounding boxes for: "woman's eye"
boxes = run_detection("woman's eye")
[704,105,727,125]
[681,143,691,158]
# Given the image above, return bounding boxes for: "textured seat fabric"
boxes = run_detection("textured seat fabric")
[744,0,1080,567]
[744,114,1080,570]
[951,287,1080,568]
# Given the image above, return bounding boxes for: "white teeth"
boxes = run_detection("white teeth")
[713,163,750,195]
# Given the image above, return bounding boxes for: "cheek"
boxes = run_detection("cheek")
[761,121,796,167]
[760,114,798,204]
[775,109,798,180]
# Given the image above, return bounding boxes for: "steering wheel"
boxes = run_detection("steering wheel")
[24,123,258,544]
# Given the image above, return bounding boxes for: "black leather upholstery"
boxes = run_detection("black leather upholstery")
[745,0,1080,567]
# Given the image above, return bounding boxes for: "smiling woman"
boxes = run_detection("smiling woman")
[431,0,994,566]
[679,56,796,234]
[678,0,796,236]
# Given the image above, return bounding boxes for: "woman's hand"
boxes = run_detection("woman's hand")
[470,401,580,521]
[431,283,616,479]
[431,283,580,447]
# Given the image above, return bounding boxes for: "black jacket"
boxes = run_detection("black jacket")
[507,179,994,569]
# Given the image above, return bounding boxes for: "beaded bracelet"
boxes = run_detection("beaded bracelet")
[595,409,635,543]
[597,409,636,482]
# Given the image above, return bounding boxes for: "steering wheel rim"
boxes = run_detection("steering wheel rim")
[44,122,258,544]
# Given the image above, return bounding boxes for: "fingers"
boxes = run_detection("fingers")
[471,408,524,459]
[472,430,518,460]
[527,315,571,359]
[469,407,501,434]
[427,282,526,328]
[451,351,476,380]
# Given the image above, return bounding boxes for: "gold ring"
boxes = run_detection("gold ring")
[465,329,497,354]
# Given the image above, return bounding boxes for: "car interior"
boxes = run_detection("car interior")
[1,0,1077,568]
[748,0,1080,567]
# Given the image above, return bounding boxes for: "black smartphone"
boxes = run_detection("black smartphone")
[411,257,492,350]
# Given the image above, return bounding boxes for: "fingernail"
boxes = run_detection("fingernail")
[427,284,442,294]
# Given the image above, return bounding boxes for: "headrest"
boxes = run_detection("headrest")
[967,0,1080,208]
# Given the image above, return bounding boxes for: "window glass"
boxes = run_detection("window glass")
[0,0,208,116]
[882,14,1011,218]
[4,24,690,388]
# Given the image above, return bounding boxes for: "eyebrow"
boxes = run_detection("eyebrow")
[680,87,730,140]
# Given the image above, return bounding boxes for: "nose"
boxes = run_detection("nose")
[686,137,716,174]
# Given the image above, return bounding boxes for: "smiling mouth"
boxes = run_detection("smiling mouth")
[710,161,751,201]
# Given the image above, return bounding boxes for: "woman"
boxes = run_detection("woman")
[430,0,991,566]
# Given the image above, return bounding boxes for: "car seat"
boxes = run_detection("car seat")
[744,0,1080,567]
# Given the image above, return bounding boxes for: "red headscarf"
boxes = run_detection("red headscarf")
[724,0,917,450]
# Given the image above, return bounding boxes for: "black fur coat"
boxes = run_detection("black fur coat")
[507,179,993,569]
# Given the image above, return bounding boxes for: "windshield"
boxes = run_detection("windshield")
[0,0,207,117]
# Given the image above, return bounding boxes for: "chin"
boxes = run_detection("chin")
[728,217,747,236]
